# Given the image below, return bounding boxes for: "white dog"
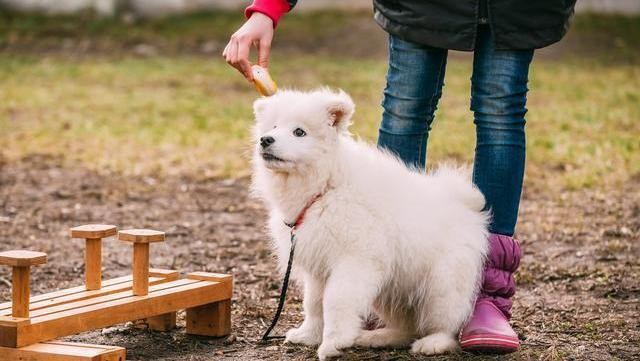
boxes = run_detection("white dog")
[251,88,490,360]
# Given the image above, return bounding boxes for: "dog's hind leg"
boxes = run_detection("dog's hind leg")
[411,258,480,355]
[411,332,459,355]
[317,258,384,360]
[355,327,412,348]
[285,273,324,345]
[355,309,413,348]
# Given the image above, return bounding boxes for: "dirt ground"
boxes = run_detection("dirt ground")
[0,155,638,360]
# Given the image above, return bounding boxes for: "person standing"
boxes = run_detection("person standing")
[224,0,576,353]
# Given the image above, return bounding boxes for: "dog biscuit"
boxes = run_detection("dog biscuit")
[252,65,278,96]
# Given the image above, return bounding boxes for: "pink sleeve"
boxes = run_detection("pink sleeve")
[245,0,291,27]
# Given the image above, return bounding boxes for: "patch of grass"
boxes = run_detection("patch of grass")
[1,12,639,189]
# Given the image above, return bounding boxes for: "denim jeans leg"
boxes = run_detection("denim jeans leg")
[377,35,448,171]
[471,26,534,236]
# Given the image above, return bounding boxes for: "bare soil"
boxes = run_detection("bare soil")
[0,156,638,360]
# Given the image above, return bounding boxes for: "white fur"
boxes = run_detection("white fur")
[251,89,489,360]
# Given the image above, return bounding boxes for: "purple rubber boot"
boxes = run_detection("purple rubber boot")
[459,233,522,353]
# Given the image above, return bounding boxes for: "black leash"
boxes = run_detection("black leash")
[261,225,297,341]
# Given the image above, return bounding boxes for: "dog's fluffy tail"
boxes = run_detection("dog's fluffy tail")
[433,164,486,212]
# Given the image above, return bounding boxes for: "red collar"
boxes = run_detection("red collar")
[284,192,324,231]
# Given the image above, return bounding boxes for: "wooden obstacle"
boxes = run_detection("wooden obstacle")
[0,224,233,360]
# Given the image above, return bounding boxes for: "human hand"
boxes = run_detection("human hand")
[223,12,274,81]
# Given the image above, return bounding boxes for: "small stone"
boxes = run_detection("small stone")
[223,334,237,344]
[265,345,279,351]
[101,326,121,335]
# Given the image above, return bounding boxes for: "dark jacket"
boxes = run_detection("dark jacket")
[255,0,575,51]
[372,0,577,50]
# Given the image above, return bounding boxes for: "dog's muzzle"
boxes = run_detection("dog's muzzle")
[260,136,275,149]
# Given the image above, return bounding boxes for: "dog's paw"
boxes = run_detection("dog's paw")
[355,328,411,348]
[317,342,342,361]
[284,326,322,346]
[410,333,459,355]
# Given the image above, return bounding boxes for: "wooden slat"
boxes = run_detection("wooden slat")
[149,269,179,280]
[0,270,179,314]
[5,280,232,347]
[186,272,232,283]
[1,341,125,361]
[28,279,199,319]
[0,276,133,312]
[0,277,167,317]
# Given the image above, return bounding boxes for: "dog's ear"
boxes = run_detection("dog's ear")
[327,90,355,131]
[253,97,270,118]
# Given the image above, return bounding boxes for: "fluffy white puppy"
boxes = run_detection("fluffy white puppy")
[251,88,489,360]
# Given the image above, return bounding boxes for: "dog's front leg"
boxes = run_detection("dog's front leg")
[285,273,324,345]
[317,259,382,360]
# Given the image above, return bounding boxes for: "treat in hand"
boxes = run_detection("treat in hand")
[252,65,278,96]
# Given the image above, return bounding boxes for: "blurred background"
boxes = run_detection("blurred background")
[0,2,639,360]
[1,0,638,189]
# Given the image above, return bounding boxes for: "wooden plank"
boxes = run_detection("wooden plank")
[186,299,231,337]
[5,280,231,347]
[1,341,125,361]
[186,272,232,283]
[149,269,179,280]
[0,277,167,317]
[1,270,179,315]
[0,276,132,312]
[28,279,199,319]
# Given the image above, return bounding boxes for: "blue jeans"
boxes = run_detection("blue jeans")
[378,26,534,236]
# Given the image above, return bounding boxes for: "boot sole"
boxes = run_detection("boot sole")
[460,334,519,354]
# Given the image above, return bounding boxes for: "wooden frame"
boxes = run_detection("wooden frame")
[1,341,126,361]
[0,224,233,360]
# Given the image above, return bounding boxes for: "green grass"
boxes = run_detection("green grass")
[1,11,639,189]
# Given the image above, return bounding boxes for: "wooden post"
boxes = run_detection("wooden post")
[186,300,231,337]
[185,272,233,337]
[132,243,149,296]
[11,267,30,318]
[146,312,177,331]
[0,250,47,318]
[117,229,165,297]
[85,238,102,290]
[70,224,117,291]
[119,229,174,331]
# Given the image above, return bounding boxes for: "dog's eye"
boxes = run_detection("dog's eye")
[293,128,306,137]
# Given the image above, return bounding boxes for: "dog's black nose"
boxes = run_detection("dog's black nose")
[260,136,275,148]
